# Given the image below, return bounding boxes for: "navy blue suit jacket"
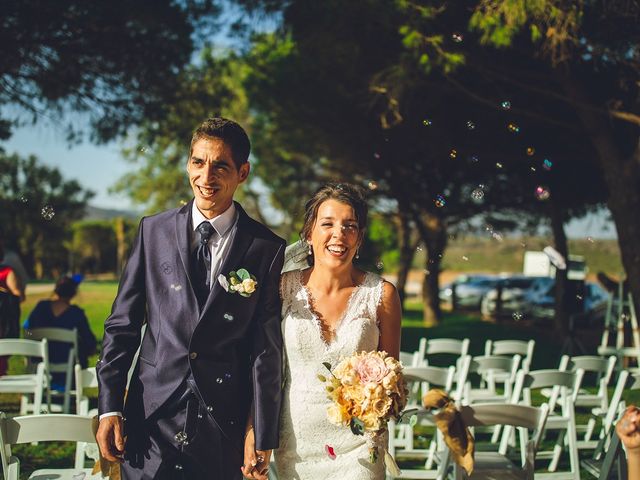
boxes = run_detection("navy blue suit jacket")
[97,200,285,450]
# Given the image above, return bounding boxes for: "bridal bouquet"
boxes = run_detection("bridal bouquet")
[320,350,407,470]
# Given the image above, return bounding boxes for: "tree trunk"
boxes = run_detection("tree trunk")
[395,211,418,308]
[560,72,640,316]
[549,201,570,337]
[413,211,447,326]
[115,217,126,276]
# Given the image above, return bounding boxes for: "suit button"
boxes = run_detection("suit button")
[189,352,198,360]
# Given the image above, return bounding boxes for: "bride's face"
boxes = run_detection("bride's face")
[308,199,361,268]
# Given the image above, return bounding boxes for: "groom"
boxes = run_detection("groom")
[96,118,285,479]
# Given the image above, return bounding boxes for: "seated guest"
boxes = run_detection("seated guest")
[24,275,97,389]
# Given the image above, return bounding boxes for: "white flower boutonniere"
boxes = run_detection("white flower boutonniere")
[219,268,258,297]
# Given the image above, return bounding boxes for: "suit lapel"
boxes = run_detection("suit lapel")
[200,202,254,318]
[175,199,198,301]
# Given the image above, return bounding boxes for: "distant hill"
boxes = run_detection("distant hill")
[83,205,141,221]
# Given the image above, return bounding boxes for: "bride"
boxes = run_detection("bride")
[244,182,401,480]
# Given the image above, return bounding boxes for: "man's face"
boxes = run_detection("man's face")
[187,137,249,219]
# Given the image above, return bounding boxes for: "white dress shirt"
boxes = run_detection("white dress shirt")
[99,202,239,421]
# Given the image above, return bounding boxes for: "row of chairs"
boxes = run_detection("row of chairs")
[392,337,634,479]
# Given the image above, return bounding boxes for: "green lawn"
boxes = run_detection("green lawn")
[3,281,638,477]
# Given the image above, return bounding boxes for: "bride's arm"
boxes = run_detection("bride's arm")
[377,280,402,359]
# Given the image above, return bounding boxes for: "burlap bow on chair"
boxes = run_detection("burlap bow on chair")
[422,389,474,475]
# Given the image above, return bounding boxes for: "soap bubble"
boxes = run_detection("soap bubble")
[41,205,55,220]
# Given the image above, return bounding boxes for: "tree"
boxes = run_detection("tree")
[0,0,221,142]
[0,150,93,278]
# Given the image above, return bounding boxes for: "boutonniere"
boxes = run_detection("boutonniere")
[218,268,258,297]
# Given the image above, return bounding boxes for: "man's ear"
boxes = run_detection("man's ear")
[238,162,250,183]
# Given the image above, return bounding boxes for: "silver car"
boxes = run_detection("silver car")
[440,274,500,310]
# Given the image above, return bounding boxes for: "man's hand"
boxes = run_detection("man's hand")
[241,427,271,480]
[96,416,125,462]
[617,406,640,453]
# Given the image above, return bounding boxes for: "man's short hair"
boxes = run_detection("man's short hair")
[189,117,251,169]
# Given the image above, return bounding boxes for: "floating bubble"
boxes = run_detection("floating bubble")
[325,444,337,460]
[179,199,189,206]
[376,261,384,270]
[373,152,381,159]
[576,295,583,300]
[224,373,232,379]
[492,232,504,242]
[216,377,223,384]
[501,100,512,110]
[416,246,423,252]
[507,123,520,134]
[587,237,594,243]
[434,194,446,208]
[535,186,551,201]
[139,146,149,153]
[462,255,469,261]
[543,159,553,171]
[422,119,433,126]
[526,147,535,156]
[449,149,457,159]
[530,167,537,172]
[409,415,418,426]
[423,269,431,275]
[512,312,523,321]
[438,253,443,258]
[496,162,503,169]
[520,242,527,248]
[471,188,484,203]
[223,313,234,322]
[19,195,28,203]
[466,121,476,130]
[470,155,479,163]
[41,205,55,220]
[452,32,464,43]
[367,180,379,191]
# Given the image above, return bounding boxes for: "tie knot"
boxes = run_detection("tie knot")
[197,221,215,245]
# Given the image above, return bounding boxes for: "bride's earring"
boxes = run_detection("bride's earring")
[355,248,360,259]
[307,242,313,256]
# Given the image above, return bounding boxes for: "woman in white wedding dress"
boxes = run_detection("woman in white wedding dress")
[272,183,401,479]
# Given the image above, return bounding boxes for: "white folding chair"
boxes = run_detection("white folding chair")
[554,355,617,443]
[74,364,98,416]
[0,412,102,480]
[463,355,521,405]
[509,369,584,479]
[26,327,78,413]
[0,339,50,414]
[388,360,471,479]
[447,403,549,480]
[485,339,535,373]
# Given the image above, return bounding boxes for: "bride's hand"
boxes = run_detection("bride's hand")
[242,426,271,480]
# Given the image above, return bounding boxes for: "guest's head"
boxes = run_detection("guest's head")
[187,117,251,219]
[301,183,368,268]
[54,276,79,300]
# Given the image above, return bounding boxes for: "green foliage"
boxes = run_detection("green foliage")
[1,0,222,143]
[0,150,93,278]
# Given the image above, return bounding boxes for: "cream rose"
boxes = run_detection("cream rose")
[356,354,389,384]
[242,278,257,294]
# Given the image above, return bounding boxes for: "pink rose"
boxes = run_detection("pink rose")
[356,354,389,384]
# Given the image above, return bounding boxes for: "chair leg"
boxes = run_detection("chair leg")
[549,430,565,472]
[584,417,596,442]
[567,417,581,480]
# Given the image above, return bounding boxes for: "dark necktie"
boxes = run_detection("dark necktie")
[193,221,215,306]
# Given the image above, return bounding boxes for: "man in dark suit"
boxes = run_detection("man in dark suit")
[96,118,285,480]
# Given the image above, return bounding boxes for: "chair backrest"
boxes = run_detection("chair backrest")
[512,368,585,413]
[459,402,549,450]
[419,337,470,357]
[468,354,521,374]
[485,339,535,358]
[400,351,419,367]
[0,412,97,479]
[74,365,98,415]
[0,339,47,360]
[404,365,456,391]
[26,328,78,372]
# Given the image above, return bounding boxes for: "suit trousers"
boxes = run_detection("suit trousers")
[121,382,243,480]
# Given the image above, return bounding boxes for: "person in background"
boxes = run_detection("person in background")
[0,242,24,376]
[616,405,640,479]
[23,275,96,390]
[0,228,28,295]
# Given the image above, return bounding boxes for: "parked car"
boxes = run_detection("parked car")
[439,274,500,310]
[480,275,552,319]
[525,280,610,325]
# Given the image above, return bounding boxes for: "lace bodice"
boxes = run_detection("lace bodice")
[274,269,386,480]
